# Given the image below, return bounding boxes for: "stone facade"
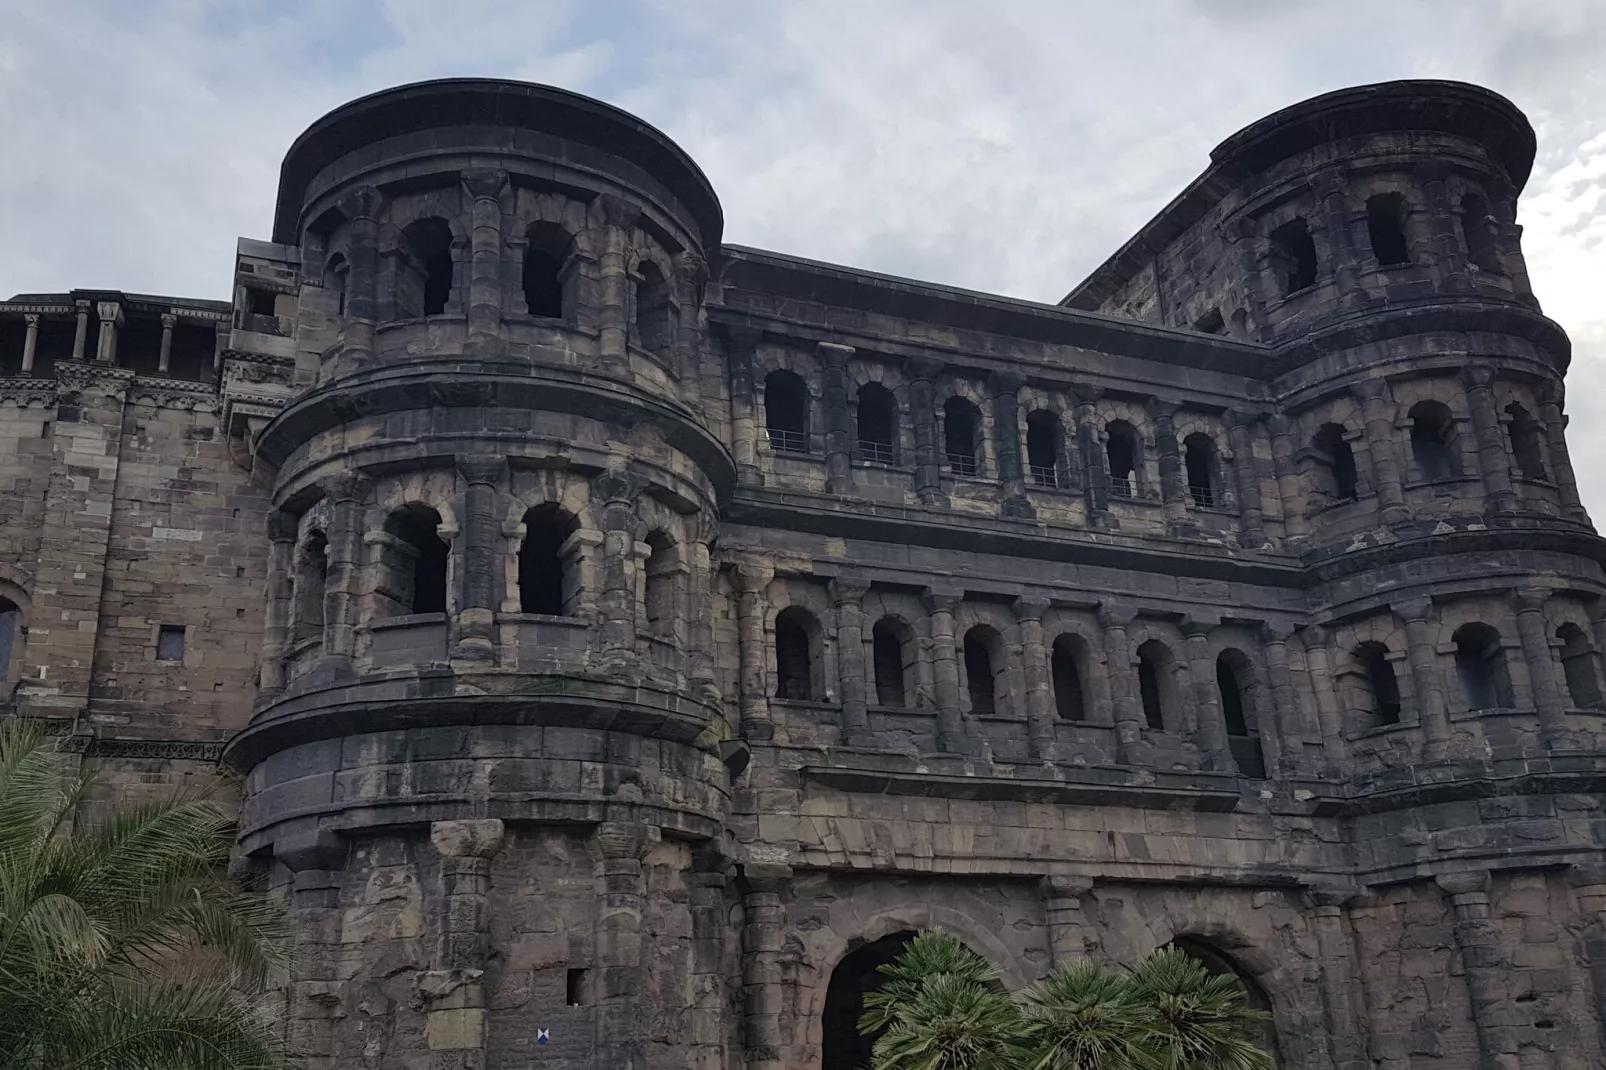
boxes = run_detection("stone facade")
[2,77,1604,1068]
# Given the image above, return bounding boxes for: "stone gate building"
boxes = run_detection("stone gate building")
[1,76,1603,1069]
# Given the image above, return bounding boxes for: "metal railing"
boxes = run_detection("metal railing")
[1029,464,1060,488]
[858,439,895,466]
[767,428,809,454]
[1109,475,1135,499]
[946,452,978,478]
[1189,484,1215,508]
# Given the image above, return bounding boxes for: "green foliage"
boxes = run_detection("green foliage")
[0,720,291,1070]
[857,930,1275,1070]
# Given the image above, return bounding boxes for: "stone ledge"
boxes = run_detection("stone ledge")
[800,765,1243,812]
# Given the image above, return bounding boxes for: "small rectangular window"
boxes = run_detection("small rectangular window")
[156,625,185,662]
[566,968,586,1006]
[245,288,276,316]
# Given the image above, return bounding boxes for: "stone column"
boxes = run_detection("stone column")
[20,313,38,374]
[1150,399,1193,535]
[1312,166,1363,306]
[594,469,644,670]
[1536,381,1590,525]
[831,575,874,747]
[991,371,1034,519]
[596,195,640,371]
[1306,888,1368,1070]
[1352,379,1410,526]
[1513,587,1567,747]
[1098,601,1145,764]
[422,820,506,1068]
[154,312,176,374]
[820,342,856,496]
[274,831,346,1070]
[1014,597,1057,763]
[1298,625,1346,770]
[259,510,298,701]
[1041,875,1094,965]
[71,300,90,362]
[1073,384,1110,528]
[462,169,508,340]
[1462,365,1517,514]
[94,301,122,364]
[688,849,729,1070]
[1226,411,1267,548]
[1415,160,1470,292]
[342,187,382,366]
[685,519,720,699]
[732,558,776,741]
[321,473,371,668]
[742,863,792,1070]
[1568,863,1606,1048]
[453,455,506,663]
[1181,615,1232,771]
[1262,622,1310,777]
[724,325,765,486]
[908,357,946,507]
[1435,871,1513,1069]
[673,251,708,392]
[1267,414,1311,541]
[594,822,650,1070]
[924,587,967,753]
[1395,598,1449,758]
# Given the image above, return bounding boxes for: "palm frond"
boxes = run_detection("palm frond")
[869,972,1024,1070]
[43,978,284,1070]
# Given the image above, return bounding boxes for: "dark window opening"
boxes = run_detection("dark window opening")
[1409,401,1457,482]
[872,619,907,707]
[1106,420,1138,498]
[1052,636,1087,721]
[519,506,579,616]
[1193,307,1226,335]
[522,222,573,319]
[386,505,449,616]
[1168,937,1282,1065]
[774,608,816,701]
[1269,218,1318,295]
[1138,640,1169,730]
[245,288,276,317]
[822,932,918,1070]
[765,370,809,454]
[1313,423,1359,501]
[1184,433,1216,508]
[400,218,454,318]
[0,597,20,685]
[1366,193,1411,266]
[156,625,186,663]
[856,383,897,465]
[1558,624,1604,710]
[643,531,679,634]
[634,260,675,358]
[1506,403,1548,481]
[1454,623,1514,711]
[326,254,349,318]
[1355,642,1401,726]
[1460,194,1501,274]
[964,629,997,716]
[295,530,328,641]
[943,396,980,477]
[566,969,586,1007]
[1217,652,1266,779]
[1026,410,1062,488]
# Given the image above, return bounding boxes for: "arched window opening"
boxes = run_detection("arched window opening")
[1052,635,1088,721]
[1355,642,1401,726]
[1505,403,1548,481]
[774,607,818,702]
[1193,307,1226,335]
[943,396,980,477]
[1217,651,1266,778]
[1558,624,1604,710]
[963,628,999,716]
[1269,218,1318,295]
[764,370,809,454]
[642,531,680,635]
[1409,401,1457,482]
[1184,433,1216,508]
[1106,420,1139,499]
[523,222,572,319]
[325,255,349,318]
[1137,640,1173,731]
[1312,423,1359,502]
[0,597,19,688]
[1025,410,1063,488]
[383,505,448,616]
[519,505,580,616]
[1168,937,1282,1065]
[633,260,675,358]
[872,619,908,707]
[1454,623,1514,711]
[1460,194,1501,274]
[399,218,454,318]
[856,383,898,465]
[294,530,328,641]
[822,932,919,1070]
[1366,192,1411,266]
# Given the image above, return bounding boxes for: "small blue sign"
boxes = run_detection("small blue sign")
[537,1028,550,1045]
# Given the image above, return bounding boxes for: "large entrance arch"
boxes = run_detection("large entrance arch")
[1169,936,1283,1065]
[821,931,917,1070]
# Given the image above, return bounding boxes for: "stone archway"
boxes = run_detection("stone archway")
[820,931,917,1070]
[1168,935,1283,1066]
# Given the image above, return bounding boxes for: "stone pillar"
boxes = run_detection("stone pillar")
[831,575,874,747]
[321,473,371,668]
[1395,598,1449,758]
[1014,597,1057,763]
[453,455,505,662]
[924,587,967,753]
[1226,411,1267,548]
[742,863,792,1070]
[1150,399,1193,534]
[732,558,776,742]
[1298,625,1346,771]
[1352,379,1410,526]
[1435,871,1513,1070]
[1415,160,1470,292]
[152,312,176,374]
[342,187,382,366]
[1073,384,1110,528]
[20,313,38,375]
[724,326,765,486]
[594,469,643,669]
[596,195,640,370]
[820,342,856,496]
[94,300,122,364]
[275,831,346,1070]
[1181,615,1232,771]
[1041,875,1094,966]
[1536,381,1590,525]
[1312,166,1362,305]
[1262,622,1311,777]
[71,300,90,362]
[423,820,506,1068]
[462,169,507,340]
[1513,587,1567,747]
[685,519,720,699]
[259,510,299,701]
[673,251,708,391]
[1098,601,1144,764]
[908,357,946,507]
[991,370,1034,519]
[1462,365,1517,514]
[1306,888,1368,1070]
[1267,414,1311,541]
[594,822,650,1070]
[1568,863,1606,1050]
[688,850,730,1070]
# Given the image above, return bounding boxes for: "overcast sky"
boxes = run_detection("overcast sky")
[1,0,1602,511]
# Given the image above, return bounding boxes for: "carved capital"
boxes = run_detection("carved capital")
[1412,159,1454,186]
[431,819,506,860]
[674,250,708,290]
[596,193,642,229]
[1514,587,1552,612]
[594,822,650,861]
[456,454,507,487]
[828,575,871,607]
[460,168,509,200]
[1067,382,1104,408]
[159,313,178,330]
[340,184,384,222]
[321,472,372,505]
[96,301,124,326]
[1265,412,1295,438]
[1459,364,1498,391]
[1224,408,1268,431]
[267,510,300,544]
[1309,165,1350,200]
[1260,620,1296,644]
[1533,378,1564,408]
[742,861,793,897]
[1305,883,1358,910]
[1012,596,1050,623]
[989,369,1026,397]
[1179,613,1220,638]
[729,556,775,594]
[22,312,39,329]
[591,467,645,505]
[1144,396,1183,424]
[1434,870,1490,897]
[1041,874,1094,900]
[1097,600,1137,630]
[905,355,946,382]
[921,586,963,616]
[717,323,764,356]
[817,341,855,368]
[1350,378,1393,403]
[1392,597,1434,623]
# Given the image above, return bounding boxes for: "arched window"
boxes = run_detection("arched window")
[1269,218,1317,295]
[1217,650,1266,779]
[294,530,328,641]
[1168,937,1282,1064]
[1460,194,1501,274]
[633,260,674,358]
[325,254,349,318]
[1106,420,1139,499]
[1453,622,1514,711]
[963,626,1000,716]
[0,597,19,688]
[943,396,980,477]
[856,383,897,465]
[1558,624,1604,710]
[1193,307,1226,335]
[1137,639,1175,730]
[523,222,572,319]
[872,618,909,707]
[1051,634,1088,721]
[1505,403,1548,481]
[1355,641,1402,726]
[642,531,680,636]
[1366,192,1411,266]
[1312,423,1359,502]
[1184,433,1217,508]
[822,932,920,1070]
[519,505,579,616]
[1408,401,1458,482]
[774,607,819,701]
[1026,410,1063,488]
[764,370,809,454]
[399,218,454,318]
[382,505,448,616]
